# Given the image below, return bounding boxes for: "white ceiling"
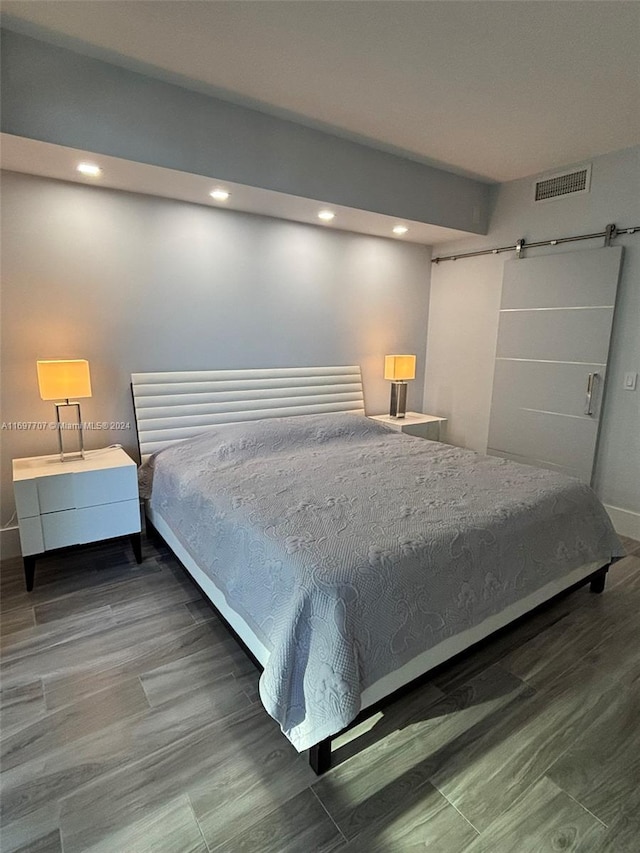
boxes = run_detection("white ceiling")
[3,0,639,183]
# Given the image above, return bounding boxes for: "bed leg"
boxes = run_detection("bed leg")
[309,738,332,775]
[590,564,610,594]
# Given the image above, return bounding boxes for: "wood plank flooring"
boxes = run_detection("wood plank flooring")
[1,534,638,852]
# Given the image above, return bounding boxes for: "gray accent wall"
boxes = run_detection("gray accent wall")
[0,28,490,234]
[424,146,640,526]
[0,171,431,538]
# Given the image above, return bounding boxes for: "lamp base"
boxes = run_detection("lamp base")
[55,401,86,461]
[389,382,408,418]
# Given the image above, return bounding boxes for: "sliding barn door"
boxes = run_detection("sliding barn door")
[488,246,623,483]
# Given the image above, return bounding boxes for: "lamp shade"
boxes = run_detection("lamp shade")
[384,354,416,382]
[37,359,92,400]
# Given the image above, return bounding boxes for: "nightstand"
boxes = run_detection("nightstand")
[369,412,448,441]
[12,447,142,591]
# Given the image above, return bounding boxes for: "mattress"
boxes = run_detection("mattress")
[139,412,623,750]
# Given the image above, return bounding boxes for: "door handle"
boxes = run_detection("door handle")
[584,372,598,416]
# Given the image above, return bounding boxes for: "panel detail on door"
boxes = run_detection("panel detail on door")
[499,249,620,310]
[492,361,606,421]
[496,307,614,364]
[489,408,600,481]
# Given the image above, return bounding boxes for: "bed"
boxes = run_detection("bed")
[131,365,623,774]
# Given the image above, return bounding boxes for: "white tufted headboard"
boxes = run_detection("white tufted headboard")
[131,365,365,458]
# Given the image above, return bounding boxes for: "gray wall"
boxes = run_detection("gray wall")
[424,146,640,526]
[0,171,431,535]
[1,28,490,234]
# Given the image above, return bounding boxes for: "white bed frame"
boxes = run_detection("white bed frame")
[131,365,610,773]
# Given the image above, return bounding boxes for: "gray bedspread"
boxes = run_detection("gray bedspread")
[140,413,623,750]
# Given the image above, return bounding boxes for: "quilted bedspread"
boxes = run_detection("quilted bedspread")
[140,413,623,750]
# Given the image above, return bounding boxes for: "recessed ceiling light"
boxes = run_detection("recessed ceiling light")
[76,162,102,177]
[318,210,335,222]
[393,225,408,236]
[209,188,230,202]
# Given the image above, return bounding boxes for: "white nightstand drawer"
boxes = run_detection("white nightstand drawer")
[38,474,75,513]
[402,421,442,441]
[14,479,41,520]
[369,412,447,442]
[41,508,79,550]
[41,499,141,550]
[73,466,138,508]
[16,462,139,516]
[18,515,45,556]
[76,500,140,543]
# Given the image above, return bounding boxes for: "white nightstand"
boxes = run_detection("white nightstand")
[369,412,448,441]
[13,447,142,591]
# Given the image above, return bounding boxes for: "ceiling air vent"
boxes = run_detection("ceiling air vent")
[533,165,591,203]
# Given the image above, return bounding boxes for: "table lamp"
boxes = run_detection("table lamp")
[384,354,416,418]
[37,359,92,461]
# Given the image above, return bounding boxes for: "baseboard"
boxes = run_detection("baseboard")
[604,505,640,541]
[0,525,22,560]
